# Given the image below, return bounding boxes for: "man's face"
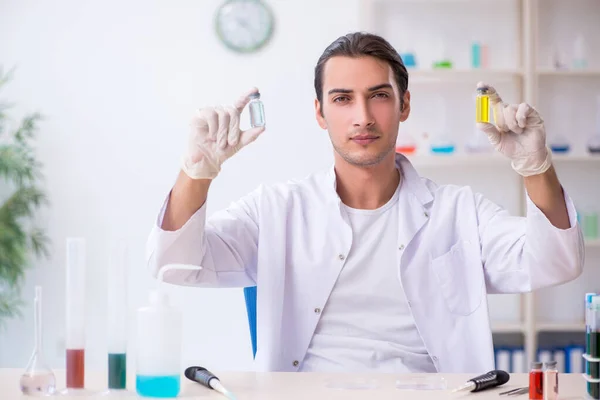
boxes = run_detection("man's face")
[315,56,410,167]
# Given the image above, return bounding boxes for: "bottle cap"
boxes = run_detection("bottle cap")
[531,361,543,369]
[586,293,597,305]
[249,91,261,99]
[476,86,489,95]
[544,360,557,368]
[149,289,169,306]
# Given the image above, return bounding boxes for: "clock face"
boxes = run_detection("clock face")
[215,0,274,53]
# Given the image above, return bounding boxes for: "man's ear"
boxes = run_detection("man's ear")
[315,98,327,129]
[400,90,411,122]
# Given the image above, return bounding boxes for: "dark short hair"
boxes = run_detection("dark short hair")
[314,32,409,115]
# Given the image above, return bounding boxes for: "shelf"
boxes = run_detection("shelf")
[404,153,600,167]
[536,322,585,333]
[405,153,509,167]
[368,0,514,3]
[552,154,600,163]
[586,239,600,248]
[492,322,525,334]
[407,69,523,84]
[538,69,600,77]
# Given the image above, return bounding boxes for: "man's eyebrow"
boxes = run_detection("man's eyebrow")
[327,83,393,95]
[328,88,353,95]
[368,83,393,91]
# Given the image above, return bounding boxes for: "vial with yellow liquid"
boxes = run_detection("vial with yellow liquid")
[476,87,491,123]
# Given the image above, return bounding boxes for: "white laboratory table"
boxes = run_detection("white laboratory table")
[0,369,589,399]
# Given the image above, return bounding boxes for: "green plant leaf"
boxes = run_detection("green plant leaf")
[0,64,48,328]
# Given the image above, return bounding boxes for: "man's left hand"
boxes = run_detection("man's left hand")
[476,81,552,177]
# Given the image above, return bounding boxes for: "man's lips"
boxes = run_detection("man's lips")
[351,134,380,144]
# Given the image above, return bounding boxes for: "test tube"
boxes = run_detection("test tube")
[587,293,597,395]
[65,238,86,391]
[590,296,600,400]
[476,87,490,123]
[107,240,128,391]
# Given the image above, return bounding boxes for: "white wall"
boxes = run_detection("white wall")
[0,0,360,370]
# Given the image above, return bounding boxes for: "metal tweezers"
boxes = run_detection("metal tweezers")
[499,387,529,396]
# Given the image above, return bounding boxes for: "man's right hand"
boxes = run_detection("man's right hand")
[181,87,266,180]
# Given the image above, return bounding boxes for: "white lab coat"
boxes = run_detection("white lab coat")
[146,153,584,373]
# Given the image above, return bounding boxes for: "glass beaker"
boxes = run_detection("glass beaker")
[395,126,417,155]
[466,124,493,153]
[549,96,572,154]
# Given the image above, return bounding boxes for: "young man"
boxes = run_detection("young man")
[147,32,584,373]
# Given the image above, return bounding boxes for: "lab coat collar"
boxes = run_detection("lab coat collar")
[324,152,434,207]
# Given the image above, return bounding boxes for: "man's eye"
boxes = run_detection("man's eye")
[333,96,349,103]
[373,92,389,99]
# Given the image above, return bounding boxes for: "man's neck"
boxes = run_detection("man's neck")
[334,153,401,210]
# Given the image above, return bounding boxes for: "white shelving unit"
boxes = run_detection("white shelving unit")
[359,0,600,369]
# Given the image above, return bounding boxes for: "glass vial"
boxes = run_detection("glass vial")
[249,92,265,128]
[543,360,559,400]
[476,87,490,123]
[529,361,543,400]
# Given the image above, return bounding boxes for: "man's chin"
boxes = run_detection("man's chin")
[337,148,394,167]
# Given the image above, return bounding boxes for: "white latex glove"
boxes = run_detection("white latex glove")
[181,88,265,179]
[476,82,552,177]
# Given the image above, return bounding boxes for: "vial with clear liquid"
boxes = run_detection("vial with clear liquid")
[249,92,266,128]
[476,87,491,123]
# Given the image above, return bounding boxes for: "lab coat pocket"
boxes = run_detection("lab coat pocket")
[430,241,483,316]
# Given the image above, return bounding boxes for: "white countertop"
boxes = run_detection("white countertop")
[0,369,590,399]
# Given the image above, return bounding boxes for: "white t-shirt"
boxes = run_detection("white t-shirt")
[299,181,436,373]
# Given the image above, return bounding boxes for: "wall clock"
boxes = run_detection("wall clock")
[215,0,275,53]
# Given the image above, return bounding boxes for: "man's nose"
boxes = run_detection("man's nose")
[353,99,375,128]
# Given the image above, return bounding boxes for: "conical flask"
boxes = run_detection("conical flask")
[20,286,56,396]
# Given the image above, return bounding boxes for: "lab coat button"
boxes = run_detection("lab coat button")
[399,244,405,250]
[293,360,299,367]
[314,308,321,314]
[424,212,429,217]
[432,356,438,361]
[338,254,345,260]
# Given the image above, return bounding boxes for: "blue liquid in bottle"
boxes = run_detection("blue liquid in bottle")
[550,144,570,153]
[136,375,180,398]
[431,145,455,154]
